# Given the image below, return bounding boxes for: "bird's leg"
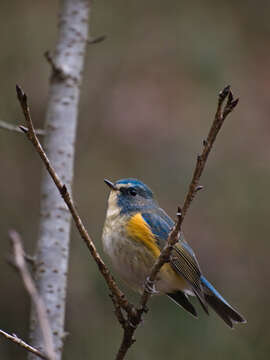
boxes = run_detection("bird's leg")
[144,276,158,295]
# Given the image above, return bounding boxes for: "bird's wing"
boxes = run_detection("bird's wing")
[141,208,174,248]
[142,210,208,312]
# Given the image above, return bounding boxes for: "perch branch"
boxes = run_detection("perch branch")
[16,84,238,360]
[140,207,183,310]
[115,208,183,360]
[8,230,56,360]
[114,85,239,360]
[0,330,48,360]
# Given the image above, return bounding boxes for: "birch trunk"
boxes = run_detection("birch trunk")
[28,1,89,359]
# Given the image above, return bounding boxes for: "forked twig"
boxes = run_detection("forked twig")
[15,84,238,360]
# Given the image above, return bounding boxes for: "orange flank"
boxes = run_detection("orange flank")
[126,213,160,257]
[126,213,186,290]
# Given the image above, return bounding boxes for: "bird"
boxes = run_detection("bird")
[102,178,246,328]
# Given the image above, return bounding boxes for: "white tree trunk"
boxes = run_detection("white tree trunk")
[29,1,89,359]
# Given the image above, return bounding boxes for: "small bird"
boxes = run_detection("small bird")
[102,178,246,328]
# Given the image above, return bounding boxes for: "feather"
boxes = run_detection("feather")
[142,211,209,314]
[167,291,198,318]
[201,276,247,328]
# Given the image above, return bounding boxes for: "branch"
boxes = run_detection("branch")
[87,34,107,44]
[181,85,238,218]
[16,85,133,317]
[114,85,239,359]
[0,330,48,360]
[115,209,183,360]
[0,120,45,135]
[16,84,238,360]
[8,230,56,360]
[140,207,183,310]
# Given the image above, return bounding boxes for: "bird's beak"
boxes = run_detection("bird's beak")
[104,179,117,191]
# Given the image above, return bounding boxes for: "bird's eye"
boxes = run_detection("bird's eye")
[128,188,137,196]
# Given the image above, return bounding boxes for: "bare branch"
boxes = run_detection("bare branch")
[114,208,183,360]
[16,85,133,316]
[140,207,183,310]
[109,294,126,330]
[9,230,56,360]
[0,120,45,135]
[182,85,238,218]
[16,84,238,360]
[114,86,239,359]
[87,34,107,44]
[0,330,48,360]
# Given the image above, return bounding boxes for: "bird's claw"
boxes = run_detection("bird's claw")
[144,277,158,295]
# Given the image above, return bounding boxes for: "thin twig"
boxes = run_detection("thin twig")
[0,329,48,360]
[9,230,56,360]
[140,207,183,310]
[0,120,45,135]
[16,84,133,318]
[16,84,238,360]
[87,34,107,44]
[114,86,239,360]
[110,294,126,330]
[181,85,238,218]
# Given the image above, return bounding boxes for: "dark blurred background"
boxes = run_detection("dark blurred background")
[1,0,269,359]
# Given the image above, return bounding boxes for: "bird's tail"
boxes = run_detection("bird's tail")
[200,276,247,328]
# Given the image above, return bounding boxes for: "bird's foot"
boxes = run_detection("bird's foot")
[144,277,158,295]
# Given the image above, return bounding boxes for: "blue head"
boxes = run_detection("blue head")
[104,178,157,215]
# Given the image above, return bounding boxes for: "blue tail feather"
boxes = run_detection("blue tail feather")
[201,276,231,306]
[200,276,246,328]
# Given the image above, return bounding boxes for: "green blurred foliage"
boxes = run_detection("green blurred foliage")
[1,0,269,359]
